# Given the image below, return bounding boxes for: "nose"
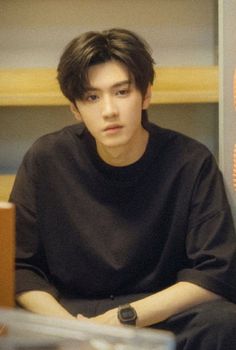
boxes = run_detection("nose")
[101,95,118,119]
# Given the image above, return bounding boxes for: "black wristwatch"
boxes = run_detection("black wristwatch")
[117,304,137,326]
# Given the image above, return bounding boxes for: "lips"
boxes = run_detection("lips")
[103,124,123,132]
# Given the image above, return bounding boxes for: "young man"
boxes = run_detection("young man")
[11,28,236,349]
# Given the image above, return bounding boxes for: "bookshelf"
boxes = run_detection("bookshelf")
[0,0,220,202]
[0,66,218,107]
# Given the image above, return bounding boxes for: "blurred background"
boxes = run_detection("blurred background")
[0,0,218,172]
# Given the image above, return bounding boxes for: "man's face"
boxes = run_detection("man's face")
[73,60,150,152]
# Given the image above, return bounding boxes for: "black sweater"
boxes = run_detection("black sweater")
[10,122,236,303]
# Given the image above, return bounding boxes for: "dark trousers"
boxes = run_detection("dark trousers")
[153,299,236,350]
[60,295,236,350]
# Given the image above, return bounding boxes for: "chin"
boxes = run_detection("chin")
[103,139,129,148]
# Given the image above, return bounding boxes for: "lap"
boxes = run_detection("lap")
[59,292,152,317]
[59,295,236,350]
[153,299,236,350]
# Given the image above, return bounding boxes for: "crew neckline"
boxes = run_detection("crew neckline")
[82,123,160,185]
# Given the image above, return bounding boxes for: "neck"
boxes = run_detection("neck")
[96,128,149,167]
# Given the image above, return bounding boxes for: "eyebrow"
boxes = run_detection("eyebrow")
[85,80,132,92]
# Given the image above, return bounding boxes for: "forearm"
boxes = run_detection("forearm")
[87,281,221,327]
[16,291,75,320]
[132,281,221,327]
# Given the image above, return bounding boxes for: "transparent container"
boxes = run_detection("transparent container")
[0,308,175,350]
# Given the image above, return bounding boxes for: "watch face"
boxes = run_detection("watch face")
[118,305,137,324]
[121,308,136,320]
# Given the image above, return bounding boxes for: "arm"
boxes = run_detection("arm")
[10,154,61,307]
[16,291,75,320]
[87,155,236,327]
[82,281,221,327]
[131,281,220,327]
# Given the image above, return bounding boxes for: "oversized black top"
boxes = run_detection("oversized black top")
[10,122,236,303]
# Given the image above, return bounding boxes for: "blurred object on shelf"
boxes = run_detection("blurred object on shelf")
[0,308,175,350]
[0,202,15,308]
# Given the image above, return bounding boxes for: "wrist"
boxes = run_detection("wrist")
[117,304,137,326]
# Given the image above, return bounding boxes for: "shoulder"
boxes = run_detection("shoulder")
[34,123,85,151]
[147,122,213,164]
[12,124,88,199]
[24,123,86,161]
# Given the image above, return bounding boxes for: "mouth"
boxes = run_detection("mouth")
[103,124,123,133]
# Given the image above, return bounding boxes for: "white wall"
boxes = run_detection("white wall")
[219,0,236,222]
[1,0,217,67]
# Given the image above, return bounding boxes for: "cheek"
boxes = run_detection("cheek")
[121,98,142,115]
[78,109,99,130]
[83,118,99,134]
[82,118,102,139]
[127,102,143,123]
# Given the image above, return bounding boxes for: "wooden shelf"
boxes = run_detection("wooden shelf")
[0,68,67,106]
[0,175,15,202]
[152,66,218,104]
[0,66,218,106]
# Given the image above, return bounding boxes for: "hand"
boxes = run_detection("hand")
[77,308,122,327]
[76,314,90,322]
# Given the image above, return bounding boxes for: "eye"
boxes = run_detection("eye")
[84,94,99,102]
[116,88,130,97]
[88,95,98,102]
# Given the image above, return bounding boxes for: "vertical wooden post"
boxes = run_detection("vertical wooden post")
[0,202,15,308]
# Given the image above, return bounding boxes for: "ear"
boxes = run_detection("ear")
[70,102,82,122]
[142,84,152,110]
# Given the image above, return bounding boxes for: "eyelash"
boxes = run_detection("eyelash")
[86,95,98,102]
[117,89,129,96]
[84,88,130,103]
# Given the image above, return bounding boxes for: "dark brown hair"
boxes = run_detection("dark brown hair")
[57,28,155,105]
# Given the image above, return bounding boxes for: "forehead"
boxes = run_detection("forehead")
[86,60,131,89]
